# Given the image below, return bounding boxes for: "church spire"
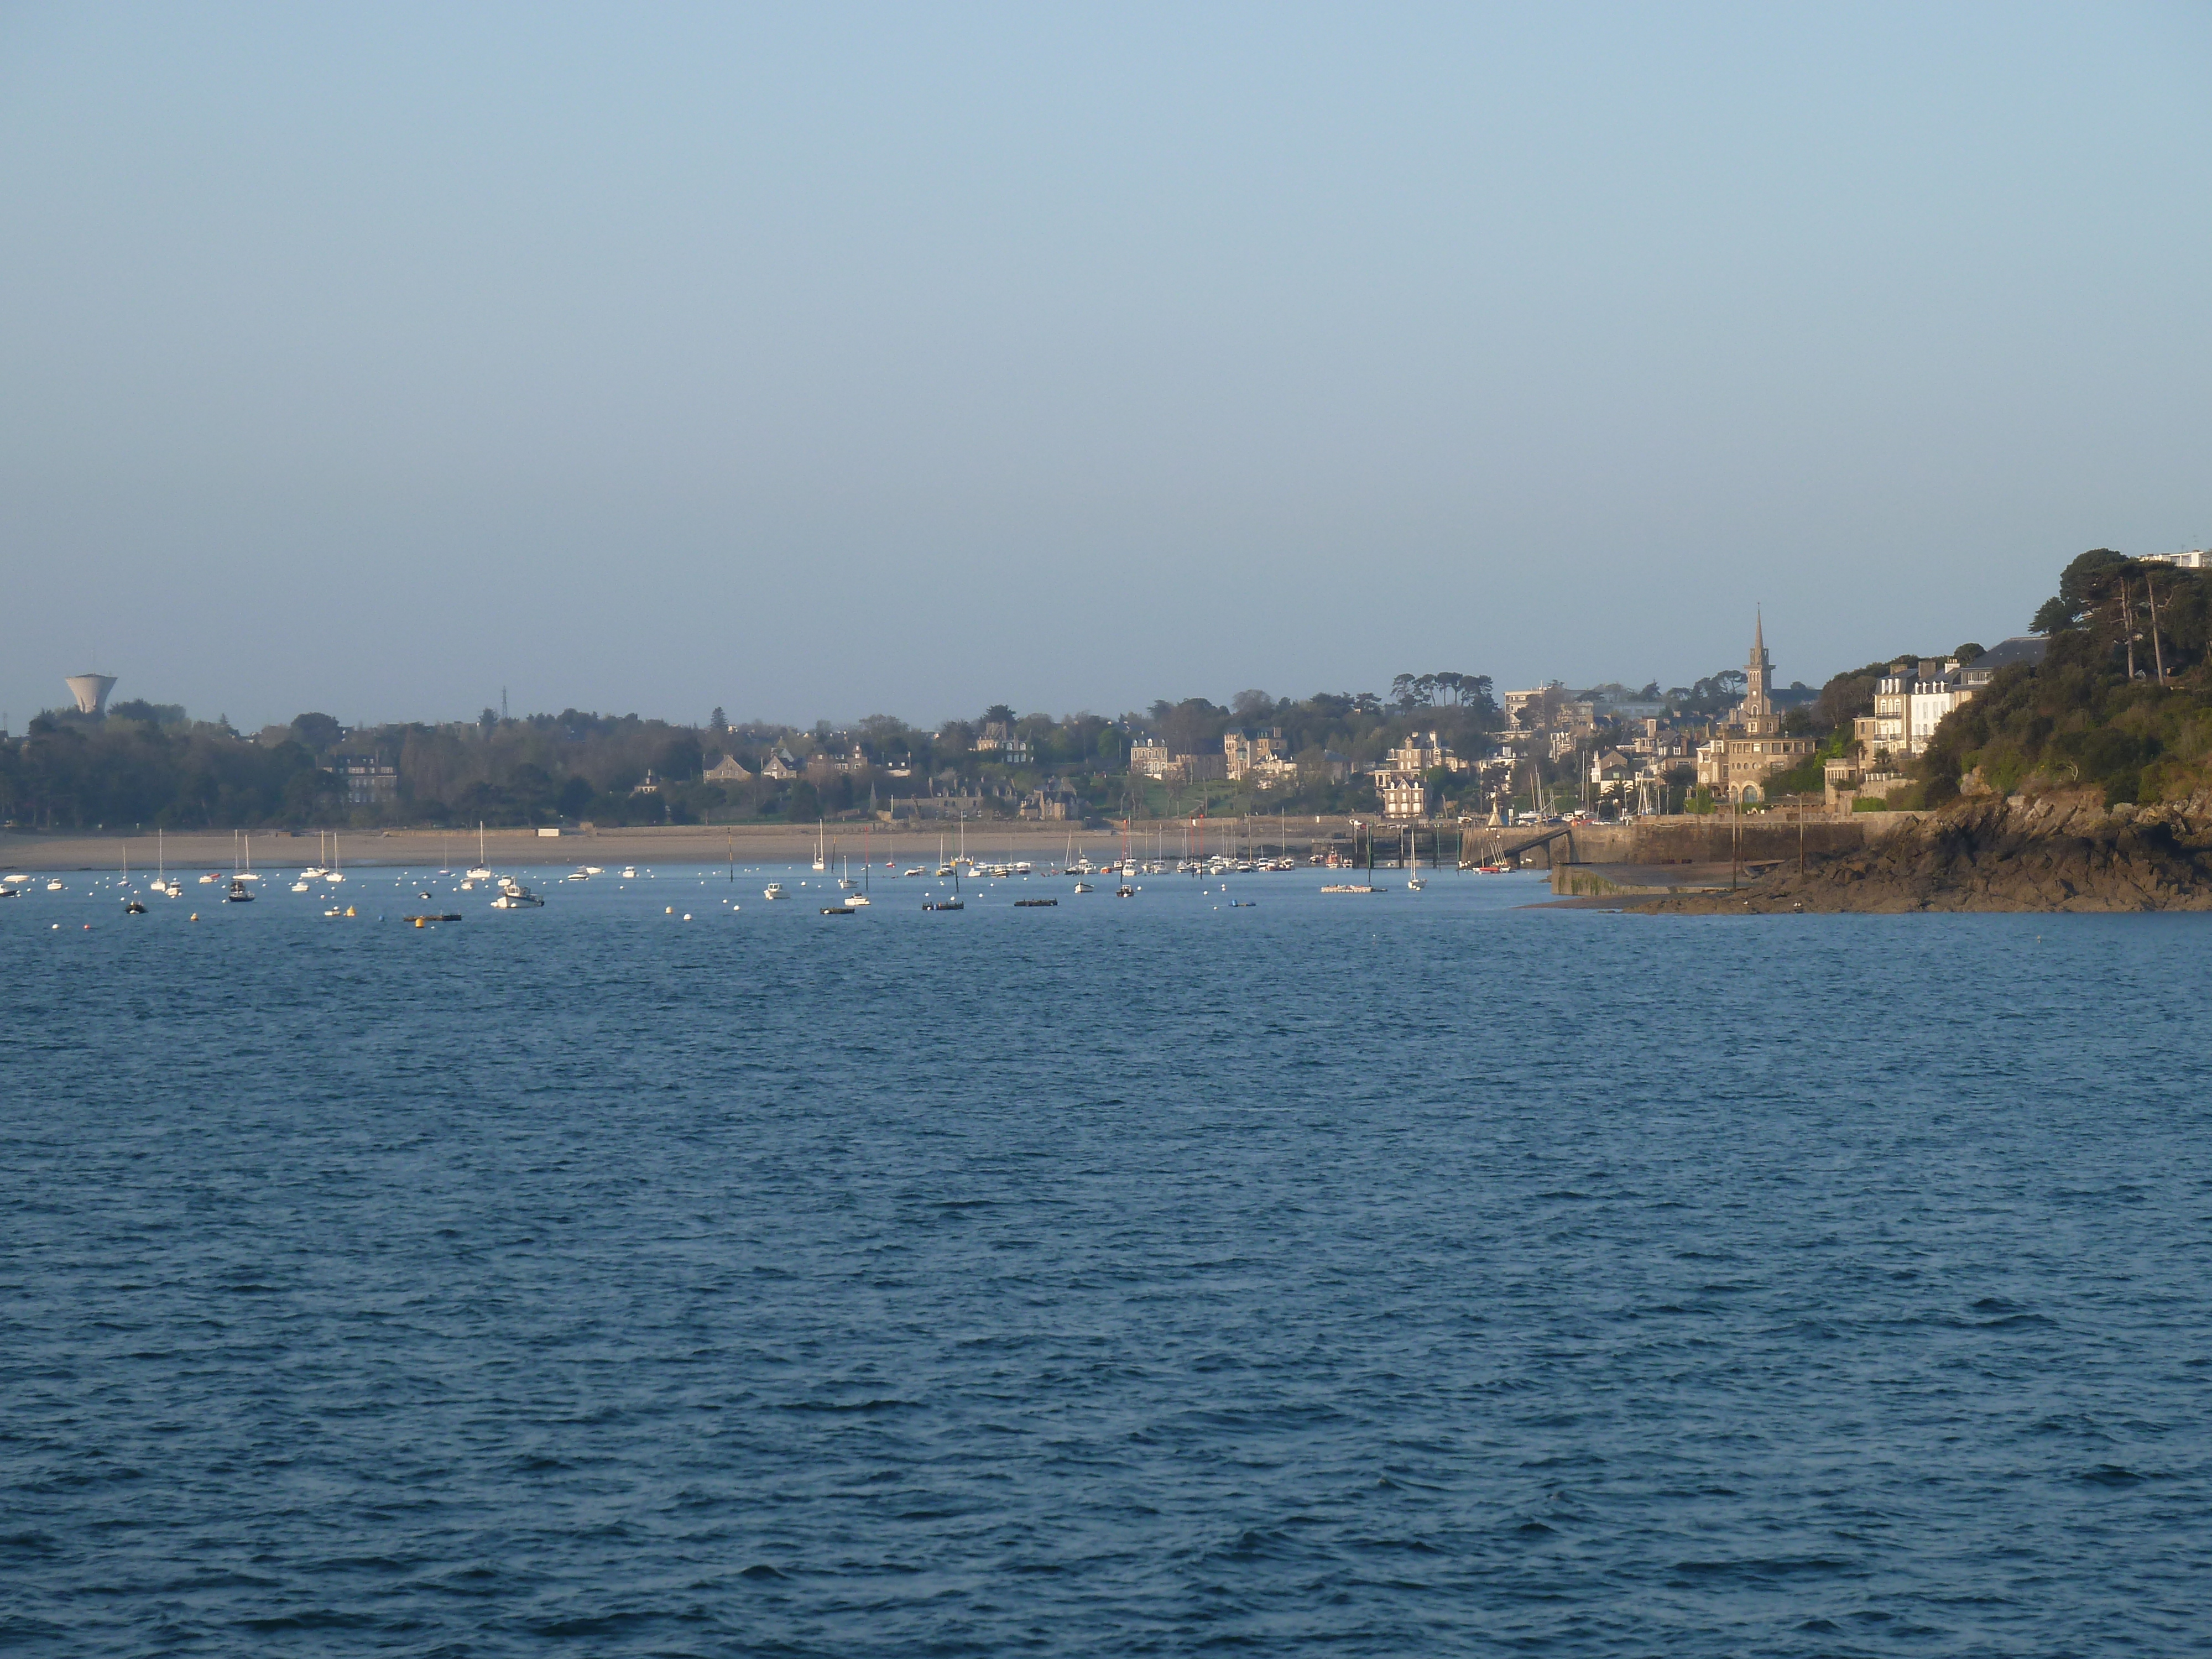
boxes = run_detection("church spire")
[1740,609,1775,732]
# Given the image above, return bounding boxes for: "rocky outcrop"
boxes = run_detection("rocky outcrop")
[1645,790,2212,912]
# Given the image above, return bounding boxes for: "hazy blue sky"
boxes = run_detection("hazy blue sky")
[4,3,2209,729]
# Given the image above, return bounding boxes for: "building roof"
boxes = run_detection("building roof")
[1975,635,2048,671]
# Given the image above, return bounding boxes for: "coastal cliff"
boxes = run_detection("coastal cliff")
[1646,790,2212,912]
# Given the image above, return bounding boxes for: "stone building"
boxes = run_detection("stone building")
[1694,615,1815,802]
[334,754,398,808]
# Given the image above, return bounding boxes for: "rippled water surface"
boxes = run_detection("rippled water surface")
[6,861,2212,1655]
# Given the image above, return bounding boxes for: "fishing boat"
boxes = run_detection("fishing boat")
[1072,881,1093,894]
[490,881,545,908]
[763,882,788,900]
[224,877,254,902]
[1323,820,1384,892]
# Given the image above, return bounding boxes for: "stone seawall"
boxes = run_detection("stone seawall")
[1481,812,1918,870]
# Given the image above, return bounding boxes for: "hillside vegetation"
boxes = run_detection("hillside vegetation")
[1920,551,2212,808]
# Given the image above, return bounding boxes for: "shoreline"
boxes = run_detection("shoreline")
[0,819,1376,873]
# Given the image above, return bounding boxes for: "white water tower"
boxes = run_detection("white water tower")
[65,673,117,715]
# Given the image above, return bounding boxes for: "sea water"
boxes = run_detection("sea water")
[4,865,2210,1655]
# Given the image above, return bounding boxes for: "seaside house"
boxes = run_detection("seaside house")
[1130,739,1178,779]
[1223,728,1293,781]
[332,754,398,808]
[1373,770,1434,820]
[1020,785,1080,821]
[1386,731,1468,775]
[1854,637,2048,764]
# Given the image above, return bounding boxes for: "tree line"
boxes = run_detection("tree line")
[0,677,1512,831]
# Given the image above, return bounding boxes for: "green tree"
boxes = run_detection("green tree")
[289,712,344,752]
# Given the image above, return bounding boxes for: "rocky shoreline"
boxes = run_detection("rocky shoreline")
[1643,790,2212,913]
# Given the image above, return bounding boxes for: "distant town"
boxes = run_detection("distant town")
[7,545,2206,834]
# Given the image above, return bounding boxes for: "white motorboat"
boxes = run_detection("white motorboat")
[763,882,788,900]
[290,880,310,893]
[621,867,638,880]
[583,865,604,875]
[490,883,545,908]
[199,872,222,884]
[566,869,591,881]
[46,879,63,891]
[845,893,870,906]
[1072,881,1093,894]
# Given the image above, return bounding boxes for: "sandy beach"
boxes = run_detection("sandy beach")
[0,818,1366,873]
